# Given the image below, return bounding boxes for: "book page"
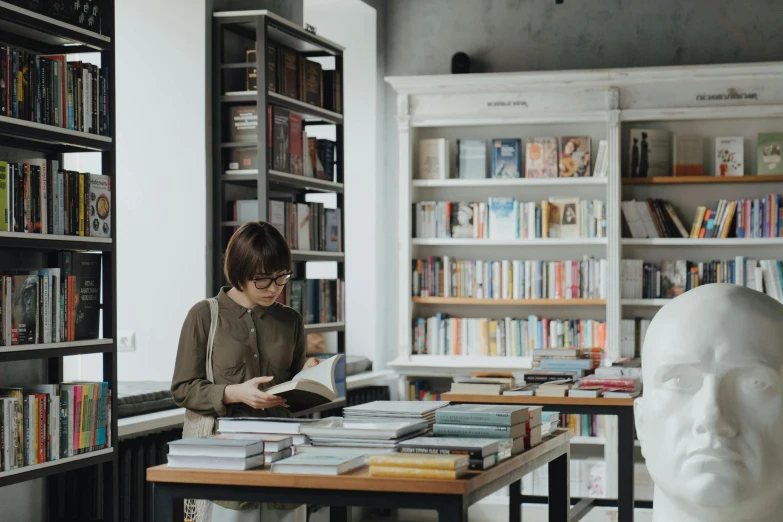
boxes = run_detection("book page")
[290,354,341,394]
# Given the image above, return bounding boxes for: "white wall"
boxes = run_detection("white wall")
[65,0,209,383]
[304,1,383,366]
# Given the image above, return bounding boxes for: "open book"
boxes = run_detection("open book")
[265,354,342,413]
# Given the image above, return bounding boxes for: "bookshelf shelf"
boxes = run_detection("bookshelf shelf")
[0,115,113,153]
[413,177,608,188]
[0,0,111,51]
[291,250,345,262]
[412,297,607,306]
[0,339,114,362]
[269,170,344,193]
[0,448,114,488]
[621,299,671,307]
[304,322,345,334]
[0,231,113,251]
[412,238,607,247]
[221,91,344,124]
[622,238,783,246]
[623,175,783,185]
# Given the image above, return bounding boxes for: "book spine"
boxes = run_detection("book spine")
[368,456,465,470]
[369,466,464,479]
[432,424,513,438]
[435,411,514,427]
[397,446,485,459]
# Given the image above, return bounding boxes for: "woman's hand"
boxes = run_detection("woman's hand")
[224,376,287,409]
[304,357,320,369]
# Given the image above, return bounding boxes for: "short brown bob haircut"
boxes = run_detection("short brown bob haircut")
[224,222,292,290]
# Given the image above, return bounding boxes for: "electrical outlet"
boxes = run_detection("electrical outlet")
[118,331,136,352]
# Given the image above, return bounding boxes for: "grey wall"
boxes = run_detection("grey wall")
[213,0,303,23]
[379,0,783,362]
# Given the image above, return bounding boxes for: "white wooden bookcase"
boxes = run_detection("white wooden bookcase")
[386,62,783,516]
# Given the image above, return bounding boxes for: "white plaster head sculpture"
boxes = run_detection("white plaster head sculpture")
[635,283,783,522]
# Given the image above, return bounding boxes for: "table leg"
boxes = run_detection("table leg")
[509,478,522,522]
[547,452,569,522]
[330,505,349,522]
[436,500,467,522]
[152,483,184,522]
[618,410,636,522]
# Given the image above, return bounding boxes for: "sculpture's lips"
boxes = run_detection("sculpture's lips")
[687,447,743,462]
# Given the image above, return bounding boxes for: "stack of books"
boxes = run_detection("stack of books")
[449,375,516,396]
[541,412,561,437]
[342,400,449,430]
[579,376,642,398]
[534,380,574,397]
[432,404,543,453]
[271,453,365,475]
[531,347,601,374]
[396,437,513,471]
[213,433,294,465]
[368,453,469,479]
[299,417,429,449]
[216,417,313,447]
[166,438,266,471]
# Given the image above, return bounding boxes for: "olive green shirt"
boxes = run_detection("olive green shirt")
[171,286,306,419]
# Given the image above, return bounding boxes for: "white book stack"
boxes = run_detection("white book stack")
[299,417,429,449]
[167,438,266,471]
[342,400,450,430]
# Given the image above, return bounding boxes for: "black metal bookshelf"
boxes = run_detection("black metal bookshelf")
[210,11,347,356]
[0,1,117,519]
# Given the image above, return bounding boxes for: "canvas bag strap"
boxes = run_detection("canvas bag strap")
[205,297,219,383]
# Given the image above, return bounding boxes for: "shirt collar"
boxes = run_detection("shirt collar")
[218,286,272,318]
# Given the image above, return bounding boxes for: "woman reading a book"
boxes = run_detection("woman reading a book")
[171,221,318,522]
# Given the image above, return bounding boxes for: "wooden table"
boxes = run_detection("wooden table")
[442,393,646,522]
[147,430,572,522]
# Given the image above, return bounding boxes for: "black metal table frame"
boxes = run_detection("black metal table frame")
[516,403,652,522]
[152,440,573,522]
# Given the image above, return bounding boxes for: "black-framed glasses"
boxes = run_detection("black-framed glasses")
[251,272,293,290]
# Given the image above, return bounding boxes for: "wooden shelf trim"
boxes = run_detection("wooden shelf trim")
[623,174,783,185]
[412,297,606,306]
[441,393,637,407]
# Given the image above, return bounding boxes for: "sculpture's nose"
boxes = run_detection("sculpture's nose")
[692,374,738,439]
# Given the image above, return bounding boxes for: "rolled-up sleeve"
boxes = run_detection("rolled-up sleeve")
[171,301,228,417]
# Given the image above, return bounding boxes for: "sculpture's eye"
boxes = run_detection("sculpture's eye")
[660,367,700,392]
[741,375,771,393]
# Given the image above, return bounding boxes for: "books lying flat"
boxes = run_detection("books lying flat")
[470,450,512,471]
[217,417,317,435]
[369,466,467,479]
[308,430,427,448]
[265,448,293,464]
[168,437,264,458]
[343,401,449,417]
[213,433,293,452]
[294,444,396,457]
[435,404,531,427]
[397,437,510,459]
[433,422,527,439]
[167,453,266,471]
[300,417,428,440]
[369,453,468,470]
[264,354,343,413]
[270,452,365,475]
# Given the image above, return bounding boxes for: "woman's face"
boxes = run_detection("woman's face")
[244,269,291,307]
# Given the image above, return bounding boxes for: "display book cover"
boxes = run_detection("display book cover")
[263,354,343,413]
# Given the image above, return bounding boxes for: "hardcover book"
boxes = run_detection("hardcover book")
[88,174,110,237]
[229,105,258,143]
[289,113,304,175]
[457,139,486,179]
[272,106,290,172]
[488,197,517,239]
[758,133,783,175]
[450,201,474,238]
[559,136,591,177]
[673,135,703,176]
[715,137,743,176]
[525,138,558,178]
[629,129,671,177]
[491,138,521,178]
[418,139,448,179]
[547,197,580,239]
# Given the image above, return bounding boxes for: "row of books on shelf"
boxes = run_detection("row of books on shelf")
[274,278,344,325]
[419,137,609,180]
[0,46,109,136]
[621,258,783,301]
[622,196,782,239]
[412,256,607,300]
[625,130,783,178]
[227,105,337,182]
[227,200,342,253]
[3,0,104,34]
[0,252,101,346]
[412,315,606,356]
[621,320,650,359]
[246,42,341,113]
[0,382,110,472]
[559,413,606,439]
[413,198,606,240]
[0,160,111,237]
